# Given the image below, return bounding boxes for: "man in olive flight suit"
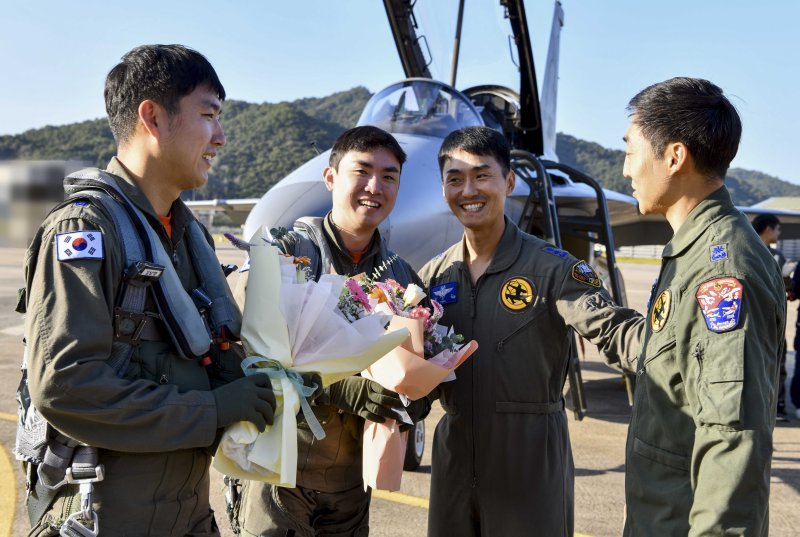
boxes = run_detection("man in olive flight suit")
[22,45,277,536]
[419,126,644,537]
[621,77,786,536]
[237,126,429,537]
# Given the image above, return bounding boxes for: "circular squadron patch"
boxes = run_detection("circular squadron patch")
[650,289,672,332]
[500,277,535,312]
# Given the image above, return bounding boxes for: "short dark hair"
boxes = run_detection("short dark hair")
[329,126,407,171]
[105,44,225,145]
[627,77,741,179]
[438,126,511,177]
[752,213,780,234]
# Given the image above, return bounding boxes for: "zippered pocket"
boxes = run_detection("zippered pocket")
[641,337,677,370]
[496,307,546,351]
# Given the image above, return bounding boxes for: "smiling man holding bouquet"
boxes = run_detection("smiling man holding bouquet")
[238,126,429,537]
[419,126,645,537]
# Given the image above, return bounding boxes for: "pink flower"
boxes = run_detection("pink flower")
[430,300,444,325]
[409,306,433,334]
[409,306,431,321]
[371,282,402,314]
[385,279,405,294]
[345,278,371,312]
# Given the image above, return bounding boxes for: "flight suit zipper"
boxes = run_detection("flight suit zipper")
[466,269,485,487]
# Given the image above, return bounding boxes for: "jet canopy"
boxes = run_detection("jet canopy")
[357,79,483,138]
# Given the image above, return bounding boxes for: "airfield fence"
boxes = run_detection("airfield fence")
[618,240,800,262]
[616,245,663,259]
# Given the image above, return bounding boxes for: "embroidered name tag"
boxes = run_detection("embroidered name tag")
[56,231,104,261]
[695,277,743,333]
[431,282,458,305]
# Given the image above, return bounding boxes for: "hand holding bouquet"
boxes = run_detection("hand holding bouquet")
[358,278,478,491]
[214,237,409,487]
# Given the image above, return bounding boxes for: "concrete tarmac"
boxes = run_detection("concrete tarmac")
[1,244,798,537]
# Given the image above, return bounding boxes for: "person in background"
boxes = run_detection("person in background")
[790,263,800,418]
[752,213,789,421]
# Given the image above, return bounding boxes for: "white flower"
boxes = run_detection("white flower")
[402,283,427,309]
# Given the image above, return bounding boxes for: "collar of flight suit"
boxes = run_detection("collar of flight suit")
[105,156,195,246]
[661,186,736,259]
[456,216,523,276]
[322,211,381,272]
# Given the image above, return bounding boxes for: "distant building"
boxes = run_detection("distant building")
[0,160,92,247]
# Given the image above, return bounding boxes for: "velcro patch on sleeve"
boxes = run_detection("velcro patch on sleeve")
[571,261,602,288]
[431,282,458,305]
[55,231,104,261]
[695,277,743,332]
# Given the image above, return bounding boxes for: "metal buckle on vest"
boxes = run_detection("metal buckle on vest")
[61,490,99,537]
[60,464,104,537]
[124,261,164,282]
[113,308,155,346]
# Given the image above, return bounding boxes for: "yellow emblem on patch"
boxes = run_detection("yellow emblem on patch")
[650,289,672,333]
[500,277,535,312]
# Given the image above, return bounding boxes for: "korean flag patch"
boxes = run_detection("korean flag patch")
[56,231,104,261]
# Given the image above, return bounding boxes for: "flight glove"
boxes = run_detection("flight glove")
[213,374,276,431]
[324,376,402,423]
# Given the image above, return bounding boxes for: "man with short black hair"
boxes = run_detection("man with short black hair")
[419,125,643,537]
[622,77,786,536]
[237,125,428,537]
[20,45,276,536]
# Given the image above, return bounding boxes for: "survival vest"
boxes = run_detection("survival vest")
[14,167,242,531]
[290,216,413,285]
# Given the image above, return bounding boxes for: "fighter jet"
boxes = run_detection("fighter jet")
[238,0,800,276]
[206,0,798,464]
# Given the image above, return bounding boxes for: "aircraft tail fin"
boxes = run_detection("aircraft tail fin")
[541,1,564,162]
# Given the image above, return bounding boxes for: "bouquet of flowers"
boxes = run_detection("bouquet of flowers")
[358,279,478,491]
[213,236,409,487]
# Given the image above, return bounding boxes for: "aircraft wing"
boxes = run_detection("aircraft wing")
[185,198,259,226]
[607,198,800,244]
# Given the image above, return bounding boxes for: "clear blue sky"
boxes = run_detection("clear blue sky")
[2,0,799,185]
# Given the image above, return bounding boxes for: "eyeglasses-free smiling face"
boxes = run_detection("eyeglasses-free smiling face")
[441,149,515,232]
[158,85,226,192]
[325,148,401,235]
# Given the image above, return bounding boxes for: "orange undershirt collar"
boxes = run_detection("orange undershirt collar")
[158,213,172,240]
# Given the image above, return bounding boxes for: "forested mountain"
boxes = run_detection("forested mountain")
[2,87,798,206]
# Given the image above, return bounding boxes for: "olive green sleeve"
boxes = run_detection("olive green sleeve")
[25,207,219,452]
[686,276,781,535]
[555,271,645,372]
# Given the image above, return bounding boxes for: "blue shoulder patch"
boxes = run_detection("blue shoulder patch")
[430,282,457,305]
[710,244,728,262]
[543,246,569,259]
